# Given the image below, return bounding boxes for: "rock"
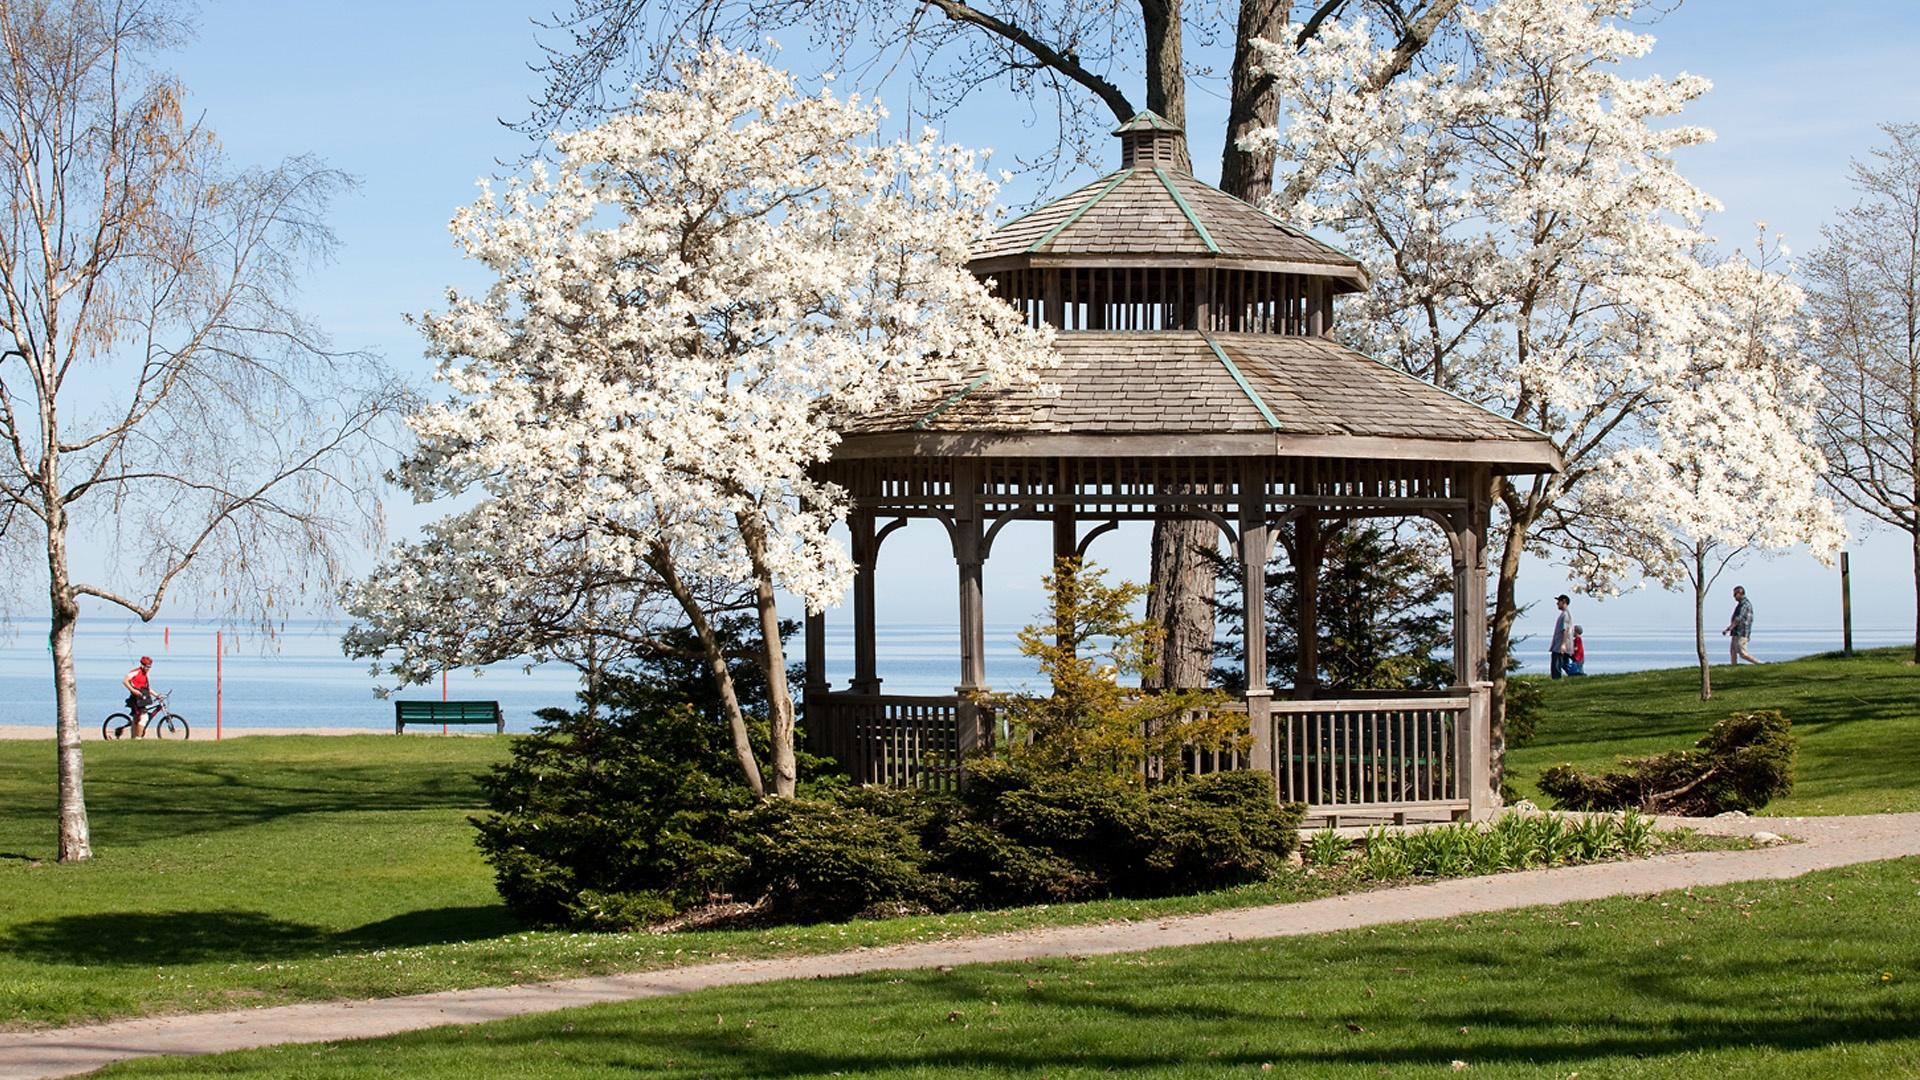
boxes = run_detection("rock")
[1510,800,1540,814]
[1714,810,1749,819]
[1750,831,1788,846]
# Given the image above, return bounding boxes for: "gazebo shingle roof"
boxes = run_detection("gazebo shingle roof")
[969,124,1364,287]
[834,333,1554,467]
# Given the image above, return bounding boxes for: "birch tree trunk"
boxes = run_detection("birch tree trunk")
[49,558,90,863]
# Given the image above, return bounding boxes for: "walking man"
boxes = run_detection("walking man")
[1549,594,1575,678]
[1722,585,1760,664]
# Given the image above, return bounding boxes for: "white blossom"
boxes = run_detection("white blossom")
[1247,0,1833,714]
[347,47,1055,795]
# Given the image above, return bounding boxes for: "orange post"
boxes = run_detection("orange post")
[164,626,170,651]
[215,630,223,741]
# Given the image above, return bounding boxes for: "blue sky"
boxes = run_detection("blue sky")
[156,1,1920,648]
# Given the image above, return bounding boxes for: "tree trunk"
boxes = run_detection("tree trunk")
[749,545,799,799]
[1140,0,1188,164]
[736,512,798,798]
[650,546,766,798]
[1485,506,1529,808]
[49,548,91,862]
[1143,517,1219,689]
[1693,546,1713,700]
[1912,529,1919,664]
[1219,0,1287,202]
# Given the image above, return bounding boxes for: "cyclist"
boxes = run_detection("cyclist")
[123,656,157,737]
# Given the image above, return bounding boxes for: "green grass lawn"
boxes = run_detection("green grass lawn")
[98,856,1920,1079]
[4,645,1911,1034]
[1506,647,1920,816]
[0,735,1359,1030]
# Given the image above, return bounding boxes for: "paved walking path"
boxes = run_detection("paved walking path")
[3,811,1916,1079]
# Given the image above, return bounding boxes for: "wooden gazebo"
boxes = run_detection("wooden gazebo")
[804,114,1559,823]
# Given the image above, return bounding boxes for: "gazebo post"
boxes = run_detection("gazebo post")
[1238,459,1274,776]
[850,509,881,694]
[953,460,989,758]
[1450,466,1495,818]
[1052,458,1077,567]
[1291,513,1323,701]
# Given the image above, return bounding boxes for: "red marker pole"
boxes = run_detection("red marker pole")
[215,630,223,741]
[442,670,448,734]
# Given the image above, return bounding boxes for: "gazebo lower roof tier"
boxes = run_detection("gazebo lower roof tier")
[830,332,1561,472]
[970,168,1367,290]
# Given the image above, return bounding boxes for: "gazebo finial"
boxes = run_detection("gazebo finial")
[1114,110,1187,170]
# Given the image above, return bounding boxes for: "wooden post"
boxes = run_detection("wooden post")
[1292,514,1321,700]
[1449,505,1489,686]
[1467,682,1494,820]
[1238,459,1274,777]
[1307,278,1325,337]
[804,609,828,693]
[954,460,988,766]
[1841,551,1854,657]
[851,510,880,694]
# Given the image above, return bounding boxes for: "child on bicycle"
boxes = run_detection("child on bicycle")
[123,656,157,737]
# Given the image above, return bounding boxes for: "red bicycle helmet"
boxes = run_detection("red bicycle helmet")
[139,656,153,666]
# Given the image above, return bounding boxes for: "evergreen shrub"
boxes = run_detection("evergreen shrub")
[472,700,752,930]
[735,795,935,919]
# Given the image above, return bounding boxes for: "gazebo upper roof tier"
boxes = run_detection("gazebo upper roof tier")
[968,113,1367,290]
[831,332,1561,472]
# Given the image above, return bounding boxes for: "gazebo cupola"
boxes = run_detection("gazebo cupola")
[1116,110,1186,168]
[806,114,1561,825]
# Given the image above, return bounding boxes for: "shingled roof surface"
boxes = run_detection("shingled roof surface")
[971,169,1363,275]
[835,332,1544,446]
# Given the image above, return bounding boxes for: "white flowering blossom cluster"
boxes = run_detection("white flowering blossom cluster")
[346,47,1054,795]
[1583,236,1847,584]
[1574,236,1844,692]
[1248,0,1838,705]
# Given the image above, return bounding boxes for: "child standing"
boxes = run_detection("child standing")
[1566,626,1586,676]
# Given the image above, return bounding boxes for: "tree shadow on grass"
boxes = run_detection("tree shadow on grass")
[0,905,523,967]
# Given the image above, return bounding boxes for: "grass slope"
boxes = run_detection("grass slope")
[1506,647,1920,815]
[100,857,1920,1079]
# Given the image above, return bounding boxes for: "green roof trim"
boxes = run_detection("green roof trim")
[912,372,993,430]
[1155,168,1219,254]
[1028,169,1133,253]
[1204,337,1281,431]
[1113,110,1182,134]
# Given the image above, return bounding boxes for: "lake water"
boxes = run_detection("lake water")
[0,616,1904,735]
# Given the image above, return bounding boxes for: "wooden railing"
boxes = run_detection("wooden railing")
[808,683,1492,821]
[805,693,974,791]
[1265,686,1490,822]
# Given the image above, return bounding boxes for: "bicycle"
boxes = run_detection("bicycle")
[103,690,190,740]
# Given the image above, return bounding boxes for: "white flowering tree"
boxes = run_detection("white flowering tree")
[1249,0,1798,789]
[1572,237,1845,699]
[348,48,1053,798]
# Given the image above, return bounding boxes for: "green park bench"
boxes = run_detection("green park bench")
[394,699,505,734]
